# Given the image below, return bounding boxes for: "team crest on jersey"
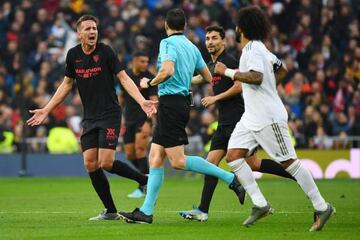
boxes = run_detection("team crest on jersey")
[92,54,99,63]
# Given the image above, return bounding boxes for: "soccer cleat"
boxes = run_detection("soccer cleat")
[127,188,146,198]
[228,176,246,205]
[243,202,274,227]
[88,209,120,220]
[119,208,153,224]
[179,206,209,222]
[309,203,336,232]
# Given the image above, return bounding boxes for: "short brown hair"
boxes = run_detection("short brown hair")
[76,15,98,31]
[205,25,225,39]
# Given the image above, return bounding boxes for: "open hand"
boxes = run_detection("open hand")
[26,109,49,127]
[201,96,217,107]
[140,100,158,117]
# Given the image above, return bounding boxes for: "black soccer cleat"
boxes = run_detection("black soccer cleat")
[119,208,153,224]
[229,175,246,205]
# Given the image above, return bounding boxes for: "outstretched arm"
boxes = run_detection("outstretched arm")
[27,76,73,126]
[140,61,174,88]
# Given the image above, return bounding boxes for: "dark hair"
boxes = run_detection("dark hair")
[205,25,225,39]
[76,15,98,31]
[237,6,271,41]
[133,51,149,58]
[166,8,186,31]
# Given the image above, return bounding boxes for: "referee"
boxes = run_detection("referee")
[27,15,157,220]
[119,8,244,224]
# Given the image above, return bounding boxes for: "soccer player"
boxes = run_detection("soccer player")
[179,25,295,222]
[215,6,335,231]
[119,51,158,198]
[26,15,157,220]
[118,8,245,224]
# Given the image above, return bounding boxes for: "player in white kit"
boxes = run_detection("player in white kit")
[214,6,335,231]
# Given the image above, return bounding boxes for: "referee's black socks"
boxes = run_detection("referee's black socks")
[259,159,296,180]
[108,160,148,186]
[88,168,117,213]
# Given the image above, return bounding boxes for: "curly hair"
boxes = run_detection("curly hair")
[237,6,271,41]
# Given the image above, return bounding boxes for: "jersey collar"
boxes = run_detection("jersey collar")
[168,32,184,37]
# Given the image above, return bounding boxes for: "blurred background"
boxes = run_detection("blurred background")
[0,0,359,177]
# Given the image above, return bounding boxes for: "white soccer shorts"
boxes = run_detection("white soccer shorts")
[228,121,297,162]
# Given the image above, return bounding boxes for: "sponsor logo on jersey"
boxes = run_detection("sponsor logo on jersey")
[75,67,102,78]
[212,76,221,85]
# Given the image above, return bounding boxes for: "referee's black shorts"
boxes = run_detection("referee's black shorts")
[209,124,236,151]
[152,95,190,148]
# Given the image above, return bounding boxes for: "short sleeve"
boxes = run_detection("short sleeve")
[64,50,75,78]
[159,40,177,63]
[246,47,264,73]
[270,52,282,72]
[195,49,206,70]
[106,45,123,75]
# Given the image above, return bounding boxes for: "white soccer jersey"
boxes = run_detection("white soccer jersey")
[239,40,288,131]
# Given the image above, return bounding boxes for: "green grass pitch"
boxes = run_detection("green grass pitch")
[0,177,359,240]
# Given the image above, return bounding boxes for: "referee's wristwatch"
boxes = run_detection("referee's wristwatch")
[147,79,154,88]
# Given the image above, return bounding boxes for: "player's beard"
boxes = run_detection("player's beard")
[208,45,220,56]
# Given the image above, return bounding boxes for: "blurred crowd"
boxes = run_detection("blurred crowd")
[0,0,359,153]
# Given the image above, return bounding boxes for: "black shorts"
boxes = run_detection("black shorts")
[152,95,190,148]
[123,118,150,144]
[80,114,121,152]
[209,124,236,151]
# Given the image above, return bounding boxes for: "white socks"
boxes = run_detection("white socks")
[286,160,327,211]
[228,159,267,207]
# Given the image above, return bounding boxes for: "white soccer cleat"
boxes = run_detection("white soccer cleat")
[179,207,208,222]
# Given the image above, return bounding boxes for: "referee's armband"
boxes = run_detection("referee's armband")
[273,58,283,73]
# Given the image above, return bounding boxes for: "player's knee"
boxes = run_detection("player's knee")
[135,148,146,159]
[246,156,261,171]
[84,160,99,172]
[125,152,136,160]
[168,156,186,170]
[99,159,114,171]
[207,158,220,166]
[226,149,246,162]
[281,158,296,170]
[284,159,300,175]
